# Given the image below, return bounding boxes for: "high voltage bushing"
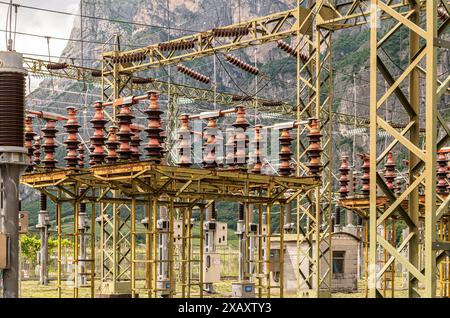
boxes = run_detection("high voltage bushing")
[437,150,448,194]
[144,91,164,164]
[64,107,81,168]
[359,153,370,197]
[33,136,41,166]
[91,70,102,77]
[231,95,253,102]
[261,101,283,107]
[249,124,265,174]
[176,64,211,84]
[158,40,196,51]
[111,52,146,64]
[88,143,95,167]
[177,114,192,168]
[278,128,293,176]
[117,102,135,161]
[384,152,396,191]
[41,119,58,170]
[203,117,219,169]
[306,118,323,176]
[339,155,350,198]
[89,102,107,166]
[132,77,155,85]
[130,125,143,162]
[45,62,68,70]
[78,143,85,168]
[212,26,249,37]
[105,126,120,164]
[225,126,235,169]
[224,54,259,76]
[232,106,249,169]
[24,116,35,168]
[276,40,309,60]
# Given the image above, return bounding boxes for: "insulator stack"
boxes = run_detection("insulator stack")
[88,143,95,167]
[132,77,155,85]
[437,151,448,194]
[111,52,146,64]
[105,126,120,164]
[212,26,249,37]
[117,102,135,161]
[250,125,266,174]
[384,152,396,190]
[339,155,350,198]
[91,70,102,77]
[277,40,309,60]
[177,114,192,167]
[224,54,259,75]
[261,101,283,107]
[359,154,370,196]
[438,6,449,21]
[90,102,107,165]
[24,116,36,166]
[177,64,210,84]
[395,177,402,196]
[144,91,164,164]
[232,107,249,169]
[278,129,293,176]
[158,40,196,51]
[78,144,85,168]
[41,119,58,170]
[33,136,41,166]
[203,117,219,169]
[225,127,236,169]
[46,62,68,70]
[306,118,323,176]
[231,95,253,102]
[130,126,142,162]
[63,107,81,168]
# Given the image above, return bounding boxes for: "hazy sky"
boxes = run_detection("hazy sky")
[0,0,79,91]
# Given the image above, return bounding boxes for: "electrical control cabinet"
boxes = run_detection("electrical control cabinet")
[19,211,29,234]
[203,252,221,283]
[0,233,10,269]
[231,282,255,298]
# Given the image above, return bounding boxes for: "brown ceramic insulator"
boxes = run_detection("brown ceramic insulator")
[90,102,107,165]
[78,144,85,168]
[46,62,68,70]
[177,114,192,167]
[306,118,323,176]
[359,153,370,197]
[276,40,309,60]
[438,6,449,21]
[395,177,402,196]
[232,107,249,168]
[24,116,36,165]
[437,151,449,194]
[262,101,283,107]
[33,136,41,166]
[105,126,120,164]
[144,91,164,164]
[88,143,95,166]
[231,95,253,102]
[339,155,350,198]
[91,70,102,77]
[132,77,155,85]
[116,103,135,161]
[224,54,259,76]
[64,107,81,168]
[0,72,25,147]
[278,128,293,176]
[202,117,218,169]
[250,125,266,174]
[225,127,236,169]
[176,64,211,84]
[158,40,195,51]
[212,26,249,37]
[130,127,142,161]
[111,52,146,64]
[384,152,396,190]
[41,119,58,170]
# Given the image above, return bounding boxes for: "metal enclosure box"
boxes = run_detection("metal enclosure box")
[203,252,221,283]
[269,248,280,272]
[231,282,255,298]
[157,279,172,296]
[19,211,29,234]
[215,221,228,246]
[0,233,9,269]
